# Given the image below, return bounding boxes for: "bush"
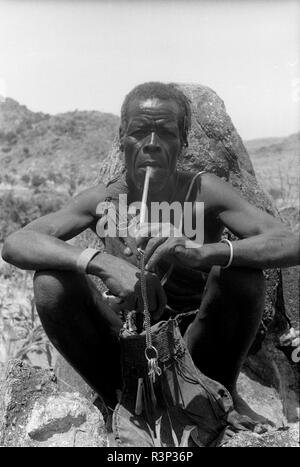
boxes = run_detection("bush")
[31,174,46,188]
[1,146,11,153]
[21,173,30,184]
[0,190,69,242]
[47,171,64,184]
[23,146,30,157]
[5,131,18,145]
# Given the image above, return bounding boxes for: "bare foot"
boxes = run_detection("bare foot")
[231,390,275,428]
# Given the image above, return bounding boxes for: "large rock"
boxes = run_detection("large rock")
[0,360,107,447]
[223,424,299,447]
[1,358,298,447]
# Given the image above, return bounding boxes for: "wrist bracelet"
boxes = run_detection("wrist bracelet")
[76,248,100,273]
[220,239,233,269]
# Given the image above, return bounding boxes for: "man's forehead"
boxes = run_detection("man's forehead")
[127,97,181,121]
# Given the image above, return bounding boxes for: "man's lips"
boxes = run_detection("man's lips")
[138,161,163,168]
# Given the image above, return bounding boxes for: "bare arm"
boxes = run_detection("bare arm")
[1,184,107,271]
[1,183,167,316]
[136,173,299,272]
[199,174,300,269]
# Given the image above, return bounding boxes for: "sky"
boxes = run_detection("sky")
[0,0,299,140]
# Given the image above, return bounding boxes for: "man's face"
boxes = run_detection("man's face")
[121,97,183,192]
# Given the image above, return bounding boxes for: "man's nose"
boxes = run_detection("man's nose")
[143,132,161,154]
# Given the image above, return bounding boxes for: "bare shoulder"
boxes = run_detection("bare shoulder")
[66,182,107,216]
[196,172,234,211]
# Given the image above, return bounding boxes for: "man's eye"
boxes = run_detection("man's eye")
[130,129,148,138]
[158,129,176,137]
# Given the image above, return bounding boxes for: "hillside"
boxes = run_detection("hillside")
[245,132,299,236]
[245,132,300,159]
[0,98,120,241]
[0,97,120,191]
[244,137,283,152]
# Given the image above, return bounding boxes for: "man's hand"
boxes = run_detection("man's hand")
[87,252,166,319]
[134,222,205,272]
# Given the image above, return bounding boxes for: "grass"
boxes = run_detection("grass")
[253,155,299,232]
[0,262,54,369]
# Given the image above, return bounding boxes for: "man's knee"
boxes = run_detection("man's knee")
[34,270,65,313]
[33,270,85,317]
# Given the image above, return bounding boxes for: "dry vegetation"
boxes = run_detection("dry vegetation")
[0,264,52,367]
[249,148,299,232]
[0,98,118,369]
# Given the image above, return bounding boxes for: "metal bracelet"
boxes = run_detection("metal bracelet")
[220,239,233,269]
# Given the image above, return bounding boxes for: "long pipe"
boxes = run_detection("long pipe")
[140,166,153,224]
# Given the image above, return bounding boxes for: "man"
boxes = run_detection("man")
[2,82,299,413]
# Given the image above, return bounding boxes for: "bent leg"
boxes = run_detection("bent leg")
[33,270,123,406]
[185,266,265,393]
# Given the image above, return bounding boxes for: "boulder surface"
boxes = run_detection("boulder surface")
[0,360,107,447]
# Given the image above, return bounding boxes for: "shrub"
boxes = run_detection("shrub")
[0,190,68,242]
[21,173,30,184]
[23,146,30,157]
[31,174,46,188]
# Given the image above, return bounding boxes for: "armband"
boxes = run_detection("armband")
[76,248,100,273]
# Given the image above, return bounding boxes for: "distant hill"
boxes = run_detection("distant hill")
[0,98,120,241]
[244,132,299,186]
[245,133,300,159]
[0,97,120,191]
[244,131,299,232]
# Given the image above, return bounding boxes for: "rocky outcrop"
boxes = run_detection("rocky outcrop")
[223,424,299,447]
[1,358,298,447]
[0,360,107,447]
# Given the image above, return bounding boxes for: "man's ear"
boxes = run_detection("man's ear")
[177,140,188,164]
[119,126,124,152]
[182,116,189,147]
[182,137,188,148]
[177,118,188,149]
[180,136,188,150]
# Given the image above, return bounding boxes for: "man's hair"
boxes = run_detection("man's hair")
[120,82,191,146]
